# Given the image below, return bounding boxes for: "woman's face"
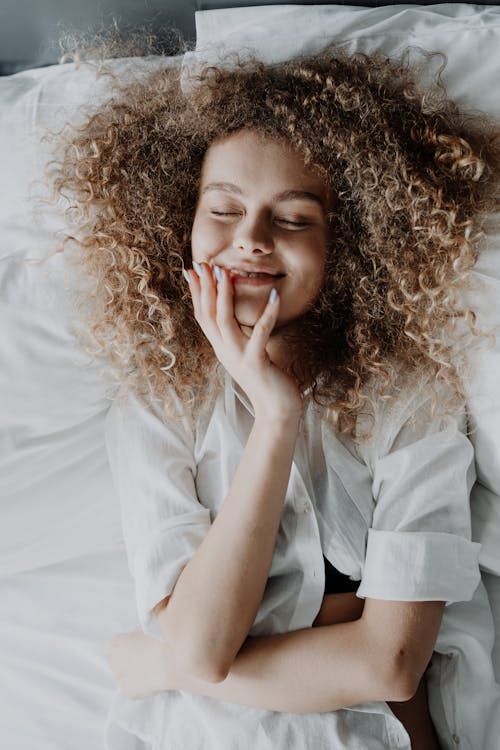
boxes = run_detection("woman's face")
[191,129,330,334]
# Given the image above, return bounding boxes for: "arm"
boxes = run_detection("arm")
[155,413,301,682]
[168,598,445,712]
[106,596,444,712]
[104,591,362,700]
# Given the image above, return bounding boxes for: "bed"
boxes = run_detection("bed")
[1,3,499,749]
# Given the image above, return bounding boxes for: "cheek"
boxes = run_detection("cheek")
[190,216,205,252]
[191,218,227,256]
[300,248,326,291]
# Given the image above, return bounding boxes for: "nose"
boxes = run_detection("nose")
[234,212,274,254]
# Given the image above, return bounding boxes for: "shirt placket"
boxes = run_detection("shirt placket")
[287,461,326,630]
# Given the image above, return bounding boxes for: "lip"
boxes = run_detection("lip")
[232,275,282,287]
[222,265,284,277]
[209,264,285,286]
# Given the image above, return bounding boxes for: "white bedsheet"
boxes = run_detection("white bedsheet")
[0,550,137,750]
[1,4,500,749]
[0,56,175,750]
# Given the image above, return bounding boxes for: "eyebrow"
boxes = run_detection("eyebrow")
[202,182,325,208]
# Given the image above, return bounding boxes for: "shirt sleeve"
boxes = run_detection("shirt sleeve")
[104,384,211,638]
[356,374,481,605]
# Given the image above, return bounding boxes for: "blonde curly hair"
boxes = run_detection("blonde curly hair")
[44,42,500,438]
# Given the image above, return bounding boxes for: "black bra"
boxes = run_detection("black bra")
[323,555,360,594]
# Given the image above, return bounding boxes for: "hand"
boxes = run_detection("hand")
[184,262,304,422]
[103,631,170,700]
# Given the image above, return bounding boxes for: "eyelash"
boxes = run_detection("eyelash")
[210,211,310,228]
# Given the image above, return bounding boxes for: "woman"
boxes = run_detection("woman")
[48,44,500,749]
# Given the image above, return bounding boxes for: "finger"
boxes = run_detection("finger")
[184,267,202,321]
[245,287,280,359]
[214,266,246,347]
[195,263,217,326]
[185,265,219,343]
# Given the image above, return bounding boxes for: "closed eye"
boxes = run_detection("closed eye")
[277,219,311,228]
[210,211,311,228]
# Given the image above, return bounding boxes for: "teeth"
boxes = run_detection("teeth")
[232,270,273,278]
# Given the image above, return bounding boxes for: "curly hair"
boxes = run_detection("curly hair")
[43,41,500,439]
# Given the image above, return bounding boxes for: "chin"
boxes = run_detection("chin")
[237,321,256,333]
[234,303,286,332]
[233,305,259,328]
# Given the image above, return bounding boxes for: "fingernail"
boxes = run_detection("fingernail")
[214,265,223,283]
[269,288,278,304]
[193,261,203,277]
[182,269,191,283]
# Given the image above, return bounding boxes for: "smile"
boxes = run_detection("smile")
[231,270,274,278]
[232,275,282,287]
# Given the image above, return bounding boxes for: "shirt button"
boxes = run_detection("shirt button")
[452,734,460,744]
[302,502,312,513]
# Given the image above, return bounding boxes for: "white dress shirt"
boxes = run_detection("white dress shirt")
[103,367,500,750]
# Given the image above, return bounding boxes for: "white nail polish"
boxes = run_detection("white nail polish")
[193,261,203,277]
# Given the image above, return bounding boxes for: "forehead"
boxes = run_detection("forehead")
[200,129,327,196]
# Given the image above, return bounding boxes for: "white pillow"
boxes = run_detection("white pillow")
[0,56,179,262]
[195,0,500,118]
[193,3,500,577]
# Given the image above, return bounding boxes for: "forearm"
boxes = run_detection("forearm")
[108,614,439,750]
[170,618,387,713]
[165,596,435,714]
[106,592,365,705]
[157,414,301,681]
[110,594,433,726]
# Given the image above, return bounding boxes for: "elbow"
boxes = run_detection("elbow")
[389,669,422,703]
[177,632,232,684]
[373,648,424,703]
[189,658,230,684]
[156,609,231,684]
[175,641,231,683]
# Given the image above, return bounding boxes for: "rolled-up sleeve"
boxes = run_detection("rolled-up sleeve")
[357,381,481,605]
[104,385,211,637]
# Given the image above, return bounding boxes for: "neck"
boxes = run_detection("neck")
[265,334,293,373]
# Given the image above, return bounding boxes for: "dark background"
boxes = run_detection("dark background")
[0,1,498,75]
